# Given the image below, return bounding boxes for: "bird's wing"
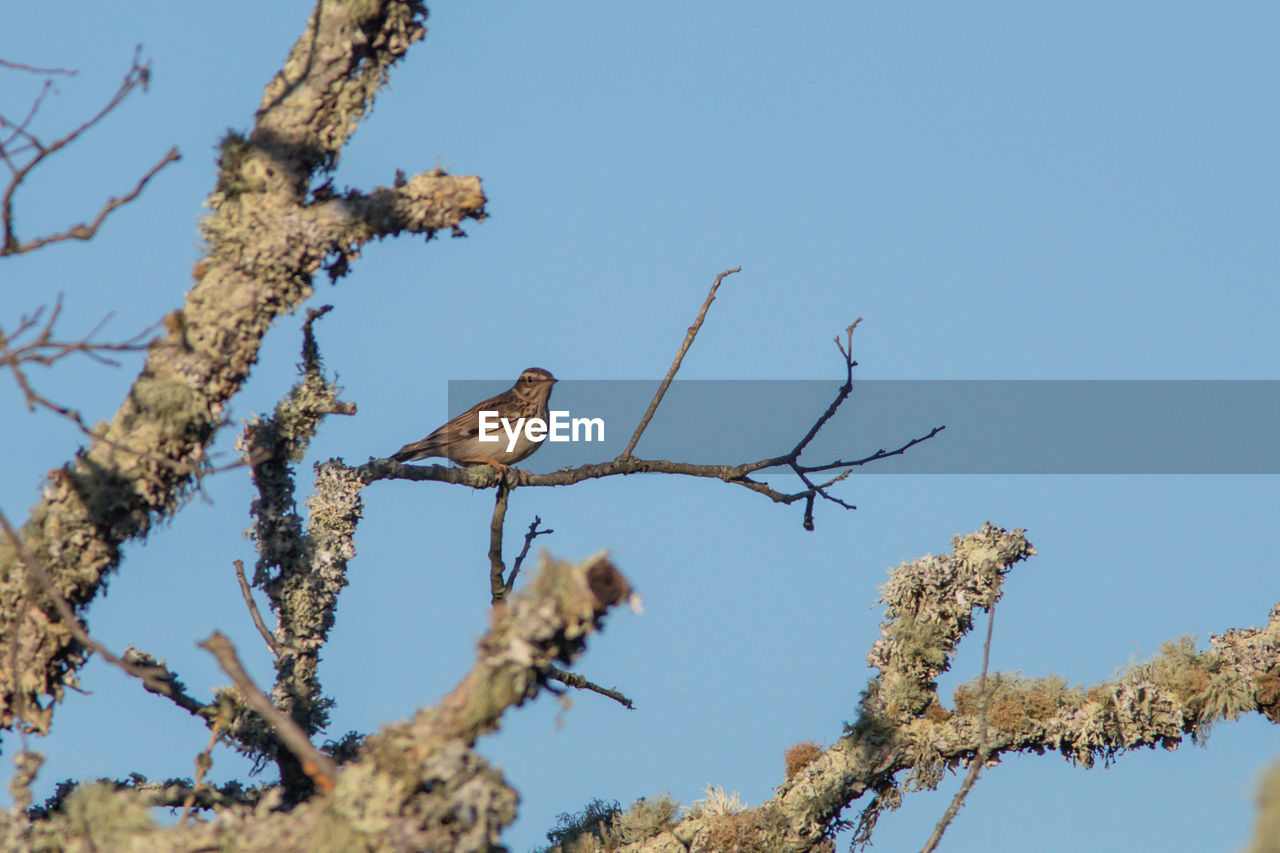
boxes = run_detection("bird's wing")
[390,391,508,462]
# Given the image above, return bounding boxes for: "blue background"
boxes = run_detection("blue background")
[2,4,1277,851]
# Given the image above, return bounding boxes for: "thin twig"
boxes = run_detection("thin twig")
[920,600,998,853]
[619,266,741,460]
[179,728,219,826]
[234,560,278,656]
[2,147,180,255]
[505,515,553,593]
[198,631,339,794]
[796,426,946,474]
[1,50,176,256]
[546,665,634,710]
[789,319,861,459]
[0,59,77,75]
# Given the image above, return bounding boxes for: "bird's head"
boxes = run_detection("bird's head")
[514,367,556,400]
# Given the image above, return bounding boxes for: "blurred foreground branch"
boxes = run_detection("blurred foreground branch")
[0,553,633,852]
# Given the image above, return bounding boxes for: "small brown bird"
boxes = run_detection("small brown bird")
[390,367,556,479]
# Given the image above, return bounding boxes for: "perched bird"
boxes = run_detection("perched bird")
[390,367,556,479]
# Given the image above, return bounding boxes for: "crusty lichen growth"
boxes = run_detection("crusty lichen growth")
[867,523,1036,720]
[1,0,486,736]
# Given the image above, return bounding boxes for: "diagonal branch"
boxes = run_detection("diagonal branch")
[199,631,338,794]
[234,559,278,656]
[619,266,740,459]
[546,666,635,710]
[920,598,997,853]
[1,147,180,256]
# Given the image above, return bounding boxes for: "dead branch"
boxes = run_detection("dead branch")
[0,59,77,76]
[238,307,355,798]
[1,50,179,257]
[620,266,741,459]
[234,559,278,656]
[382,275,943,532]
[489,481,512,603]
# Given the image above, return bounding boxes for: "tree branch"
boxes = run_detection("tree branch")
[620,266,740,460]
[488,481,511,604]
[599,525,1280,852]
[920,598,997,853]
[505,515,553,594]
[1,51,175,257]
[234,559,278,656]
[547,666,635,710]
[0,508,212,729]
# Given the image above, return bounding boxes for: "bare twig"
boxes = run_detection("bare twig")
[546,666,634,710]
[920,599,997,853]
[371,408,943,528]
[178,728,220,826]
[0,296,154,378]
[504,515,553,594]
[234,559,278,656]
[619,266,741,459]
[2,147,180,255]
[789,319,862,460]
[0,58,77,76]
[0,296,193,477]
[794,425,947,474]
[199,631,339,794]
[1,50,176,257]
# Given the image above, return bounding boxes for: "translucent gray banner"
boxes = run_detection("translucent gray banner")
[445,380,1280,474]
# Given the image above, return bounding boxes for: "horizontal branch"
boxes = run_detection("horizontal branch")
[353,419,941,507]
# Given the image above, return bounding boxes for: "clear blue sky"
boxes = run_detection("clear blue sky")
[2,4,1278,851]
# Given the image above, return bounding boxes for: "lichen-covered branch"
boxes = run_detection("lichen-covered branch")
[0,0,487,735]
[235,306,359,797]
[546,524,1280,853]
[0,554,632,852]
